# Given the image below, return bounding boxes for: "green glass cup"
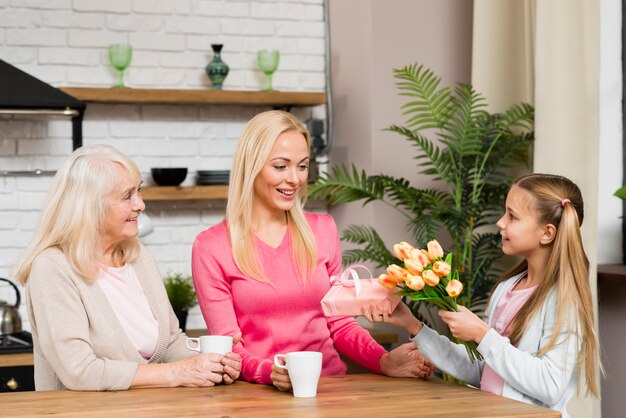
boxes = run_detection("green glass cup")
[108,44,133,88]
[257,49,280,91]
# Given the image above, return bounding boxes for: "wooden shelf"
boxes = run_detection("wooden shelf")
[141,185,228,201]
[60,87,327,106]
[0,352,33,367]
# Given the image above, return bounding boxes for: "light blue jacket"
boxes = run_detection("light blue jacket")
[412,272,580,418]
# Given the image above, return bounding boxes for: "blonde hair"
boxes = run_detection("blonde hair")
[226,110,316,283]
[499,173,601,396]
[13,144,142,284]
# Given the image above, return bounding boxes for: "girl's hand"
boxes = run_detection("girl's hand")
[438,305,490,344]
[379,342,436,379]
[221,352,242,384]
[270,360,292,391]
[364,302,423,336]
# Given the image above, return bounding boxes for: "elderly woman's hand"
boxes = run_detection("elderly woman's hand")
[171,353,229,387]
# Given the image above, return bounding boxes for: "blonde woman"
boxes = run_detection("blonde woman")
[14,145,241,391]
[192,110,434,392]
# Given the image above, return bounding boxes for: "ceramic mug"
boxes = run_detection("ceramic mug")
[273,351,323,398]
[186,335,233,355]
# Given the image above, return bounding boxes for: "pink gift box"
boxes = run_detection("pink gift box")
[321,264,402,317]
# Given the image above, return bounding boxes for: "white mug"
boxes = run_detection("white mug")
[273,351,323,398]
[186,335,233,355]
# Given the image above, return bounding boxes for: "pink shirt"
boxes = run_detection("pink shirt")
[191,213,386,384]
[481,274,536,395]
[97,263,159,359]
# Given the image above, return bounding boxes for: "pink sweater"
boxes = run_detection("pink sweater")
[191,212,386,384]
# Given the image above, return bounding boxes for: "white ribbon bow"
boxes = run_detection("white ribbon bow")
[329,264,372,297]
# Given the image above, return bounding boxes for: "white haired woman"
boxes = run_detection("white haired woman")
[13,145,241,391]
[192,110,435,392]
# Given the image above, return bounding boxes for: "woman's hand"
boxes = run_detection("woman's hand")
[221,352,242,384]
[220,332,242,384]
[270,359,291,391]
[438,305,490,344]
[379,342,436,379]
[364,302,423,336]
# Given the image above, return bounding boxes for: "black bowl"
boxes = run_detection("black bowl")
[151,168,188,186]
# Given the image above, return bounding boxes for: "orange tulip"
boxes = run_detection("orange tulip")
[405,274,425,291]
[432,261,451,277]
[393,241,414,261]
[427,240,444,260]
[446,279,464,297]
[422,269,440,287]
[414,251,431,268]
[378,274,397,290]
[405,258,424,275]
[386,264,406,282]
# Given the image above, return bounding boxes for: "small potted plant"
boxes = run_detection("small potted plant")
[164,272,197,331]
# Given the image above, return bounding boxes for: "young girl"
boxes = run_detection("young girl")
[367,173,601,418]
[191,110,434,393]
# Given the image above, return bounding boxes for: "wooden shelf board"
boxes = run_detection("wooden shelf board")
[60,87,327,106]
[142,185,329,211]
[141,185,228,201]
[0,352,34,367]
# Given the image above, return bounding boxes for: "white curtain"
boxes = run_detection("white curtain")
[472,1,601,417]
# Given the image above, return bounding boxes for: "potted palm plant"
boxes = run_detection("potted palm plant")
[164,272,197,331]
[309,63,534,321]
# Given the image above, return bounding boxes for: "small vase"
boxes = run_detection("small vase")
[205,44,229,90]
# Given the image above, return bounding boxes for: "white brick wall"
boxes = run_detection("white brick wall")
[0,0,327,331]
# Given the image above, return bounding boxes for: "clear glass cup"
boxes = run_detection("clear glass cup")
[257,49,280,91]
[108,44,133,88]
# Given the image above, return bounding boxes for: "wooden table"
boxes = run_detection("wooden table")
[0,374,559,417]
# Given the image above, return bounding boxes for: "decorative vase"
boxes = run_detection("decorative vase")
[205,44,229,90]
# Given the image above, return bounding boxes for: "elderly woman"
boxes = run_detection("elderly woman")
[13,145,241,391]
[192,110,434,392]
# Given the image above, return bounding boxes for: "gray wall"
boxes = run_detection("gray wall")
[328,0,473,339]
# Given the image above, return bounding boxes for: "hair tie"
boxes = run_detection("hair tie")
[560,198,571,208]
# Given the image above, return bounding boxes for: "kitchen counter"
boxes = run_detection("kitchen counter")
[0,373,558,417]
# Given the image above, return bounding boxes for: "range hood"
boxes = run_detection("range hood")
[0,59,86,150]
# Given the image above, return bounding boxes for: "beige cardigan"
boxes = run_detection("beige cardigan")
[26,245,193,391]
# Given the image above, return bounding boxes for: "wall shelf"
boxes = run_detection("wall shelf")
[141,185,328,211]
[60,87,327,107]
[141,185,228,201]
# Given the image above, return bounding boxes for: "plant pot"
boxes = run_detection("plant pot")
[173,309,188,331]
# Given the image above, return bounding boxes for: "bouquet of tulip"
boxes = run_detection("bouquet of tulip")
[378,239,483,362]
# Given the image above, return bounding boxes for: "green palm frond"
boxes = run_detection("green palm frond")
[394,64,454,131]
[341,225,396,268]
[308,164,384,205]
[386,125,453,183]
